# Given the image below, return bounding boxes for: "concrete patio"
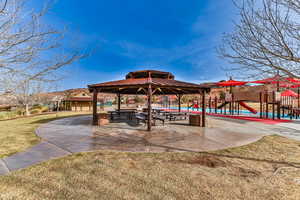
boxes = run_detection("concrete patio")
[92,117,269,152]
[0,115,299,175]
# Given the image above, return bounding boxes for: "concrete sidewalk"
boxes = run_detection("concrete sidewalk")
[0,115,299,176]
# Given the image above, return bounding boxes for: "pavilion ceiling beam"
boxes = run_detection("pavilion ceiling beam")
[151,87,163,95]
[137,87,147,94]
[161,87,181,95]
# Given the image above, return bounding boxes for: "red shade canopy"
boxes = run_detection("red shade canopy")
[277,83,294,88]
[217,79,248,87]
[251,75,300,85]
[281,89,298,97]
[286,77,300,83]
[291,84,300,88]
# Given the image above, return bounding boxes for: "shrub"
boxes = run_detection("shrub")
[16,108,25,116]
[40,106,49,113]
[0,111,19,120]
[30,109,40,115]
[32,104,43,110]
[0,112,8,120]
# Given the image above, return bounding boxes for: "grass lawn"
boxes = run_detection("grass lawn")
[0,135,299,200]
[0,112,90,158]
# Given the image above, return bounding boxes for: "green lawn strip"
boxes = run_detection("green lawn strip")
[0,112,90,158]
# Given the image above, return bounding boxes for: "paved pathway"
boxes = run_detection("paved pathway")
[0,115,299,175]
[275,122,300,141]
[0,116,93,176]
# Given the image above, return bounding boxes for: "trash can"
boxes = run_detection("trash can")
[189,114,201,126]
[97,113,109,126]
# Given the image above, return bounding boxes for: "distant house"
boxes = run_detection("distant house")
[62,89,93,111]
[0,92,17,111]
[58,88,115,111]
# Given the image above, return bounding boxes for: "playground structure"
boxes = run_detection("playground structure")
[214,80,300,120]
[156,75,300,120]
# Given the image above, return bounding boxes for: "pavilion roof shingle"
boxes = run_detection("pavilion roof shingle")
[88,70,214,95]
[89,78,205,88]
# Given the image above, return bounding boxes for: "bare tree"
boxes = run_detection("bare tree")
[218,0,300,79]
[276,0,300,14]
[0,0,86,115]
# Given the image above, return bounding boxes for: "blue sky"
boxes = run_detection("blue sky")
[33,0,237,90]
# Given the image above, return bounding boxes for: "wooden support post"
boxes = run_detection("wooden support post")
[187,101,190,112]
[272,91,275,120]
[201,90,206,127]
[297,87,300,109]
[92,89,98,125]
[290,97,293,119]
[229,85,232,115]
[178,94,181,112]
[277,101,281,119]
[259,92,262,118]
[147,84,152,131]
[220,99,223,114]
[215,96,217,114]
[209,97,212,113]
[234,101,237,115]
[232,94,235,115]
[117,93,121,112]
[266,92,269,119]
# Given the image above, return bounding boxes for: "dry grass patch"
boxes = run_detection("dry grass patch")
[0,135,299,200]
[0,112,90,158]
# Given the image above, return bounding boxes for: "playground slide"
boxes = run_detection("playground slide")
[238,101,258,114]
[217,102,229,109]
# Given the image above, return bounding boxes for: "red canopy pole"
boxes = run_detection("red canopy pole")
[277,71,280,92]
[201,90,206,127]
[272,91,275,120]
[147,84,152,131]
[297,87,300,109]
[277,98,281,119]
[266,92,269,119]
[229,86,232,114]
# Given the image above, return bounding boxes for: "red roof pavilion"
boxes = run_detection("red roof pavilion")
[88,70,212,131]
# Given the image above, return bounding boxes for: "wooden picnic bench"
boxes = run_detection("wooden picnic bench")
[136,113,165,126]
[109,109,137,120]
[168,112,188,121]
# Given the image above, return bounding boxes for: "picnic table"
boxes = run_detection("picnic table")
[156,110,188,121]
[136,112,165,126]
[108,109,137,120]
